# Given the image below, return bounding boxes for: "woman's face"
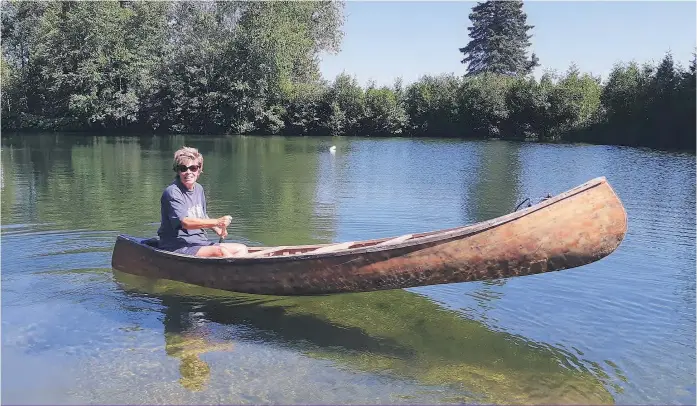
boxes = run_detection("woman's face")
[176,158,201,190]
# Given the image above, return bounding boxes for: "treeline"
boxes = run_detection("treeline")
[1,1,695,151]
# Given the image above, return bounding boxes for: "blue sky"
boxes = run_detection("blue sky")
[319,1,697,86]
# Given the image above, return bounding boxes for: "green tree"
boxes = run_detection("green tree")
[1,0,49,127]
[145,1,344,134]
[2,1,169,130]
[503,74,553,140]
[675,53,696,150]
[545,65,603,141]
[361,82,408,137]
[458,73,514,138]
[1,2,693,152]
[459,0,539,76]
[644,52,680,148]
[404,74,462,137]
[324,72,365,136]
[281,82,328,136]
[599,61,650,145]
[234,1,344,97]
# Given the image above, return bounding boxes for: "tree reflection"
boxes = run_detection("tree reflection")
[0,134,331,245]
[459,140,524,303]
[463,139,523,223]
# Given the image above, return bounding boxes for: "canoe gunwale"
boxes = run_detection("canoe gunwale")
[116,176,615,264]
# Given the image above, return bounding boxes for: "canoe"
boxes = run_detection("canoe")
[111,176,627,296]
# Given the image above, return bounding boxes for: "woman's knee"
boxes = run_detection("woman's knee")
[195,246,226,257]
[221,243,247,256]
[196,243,246,258]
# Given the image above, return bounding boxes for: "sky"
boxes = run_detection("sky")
[318,1,697,87]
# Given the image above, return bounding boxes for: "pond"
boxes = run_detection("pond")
[2,133,694,404]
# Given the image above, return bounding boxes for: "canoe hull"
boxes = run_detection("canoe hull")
[111,177,627,295]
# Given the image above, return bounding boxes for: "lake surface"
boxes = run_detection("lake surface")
[2,133,694,404]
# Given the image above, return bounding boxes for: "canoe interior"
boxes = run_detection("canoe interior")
[140,226,452,258]
[241,228,446,257]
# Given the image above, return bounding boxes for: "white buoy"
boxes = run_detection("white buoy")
[329,145,336,154]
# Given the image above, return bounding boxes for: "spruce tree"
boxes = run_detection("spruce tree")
[459,0,539,76]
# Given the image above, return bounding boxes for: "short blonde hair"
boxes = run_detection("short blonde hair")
[173,146,203,171]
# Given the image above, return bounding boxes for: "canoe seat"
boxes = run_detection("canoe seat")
[141,237,160,248]
[244,246,289,258]
[312,241,355,254]
[375,234,413,247]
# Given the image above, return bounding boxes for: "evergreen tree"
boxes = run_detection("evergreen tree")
[459,0,539,76]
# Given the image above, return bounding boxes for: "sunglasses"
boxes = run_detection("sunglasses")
[176,165,200,173]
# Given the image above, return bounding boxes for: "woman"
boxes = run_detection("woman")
[157,146,248,258]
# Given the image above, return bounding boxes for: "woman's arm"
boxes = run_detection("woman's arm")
[181,215,231,230]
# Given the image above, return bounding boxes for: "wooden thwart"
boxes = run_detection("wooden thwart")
[375,234,413,247]
[312,241,355,254]
[244,246,291,258]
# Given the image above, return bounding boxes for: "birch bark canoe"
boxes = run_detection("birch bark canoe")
[111,176,627,295]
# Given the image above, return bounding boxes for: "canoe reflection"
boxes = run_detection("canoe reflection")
[113,270,618,404]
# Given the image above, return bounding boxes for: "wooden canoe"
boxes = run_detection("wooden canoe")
[111,176,627,296]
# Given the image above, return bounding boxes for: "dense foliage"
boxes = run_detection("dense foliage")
[1,1,694,151]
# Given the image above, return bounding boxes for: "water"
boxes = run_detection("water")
[2,133,694,404]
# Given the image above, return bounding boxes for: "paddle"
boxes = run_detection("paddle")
[218,215,232,243]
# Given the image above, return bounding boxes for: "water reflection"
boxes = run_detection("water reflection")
[463,140,523,222]
[113,271,617,404]
[459,140,523,307]
[3,133,691,404]
[1,134,334,245]
[161,295,235,391]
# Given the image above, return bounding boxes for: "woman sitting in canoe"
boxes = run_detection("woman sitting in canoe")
[157,146,248,258]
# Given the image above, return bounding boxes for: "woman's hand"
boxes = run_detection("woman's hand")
[216,215,232,229]
[213,226,228,239]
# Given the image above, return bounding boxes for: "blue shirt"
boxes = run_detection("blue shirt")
[157,178,211,250]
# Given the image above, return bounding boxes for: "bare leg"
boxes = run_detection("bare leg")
[195,245,234,258]
[220,243,248,257]
[194,243,248,258]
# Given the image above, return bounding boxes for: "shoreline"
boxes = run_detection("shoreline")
[3,128,694,154]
